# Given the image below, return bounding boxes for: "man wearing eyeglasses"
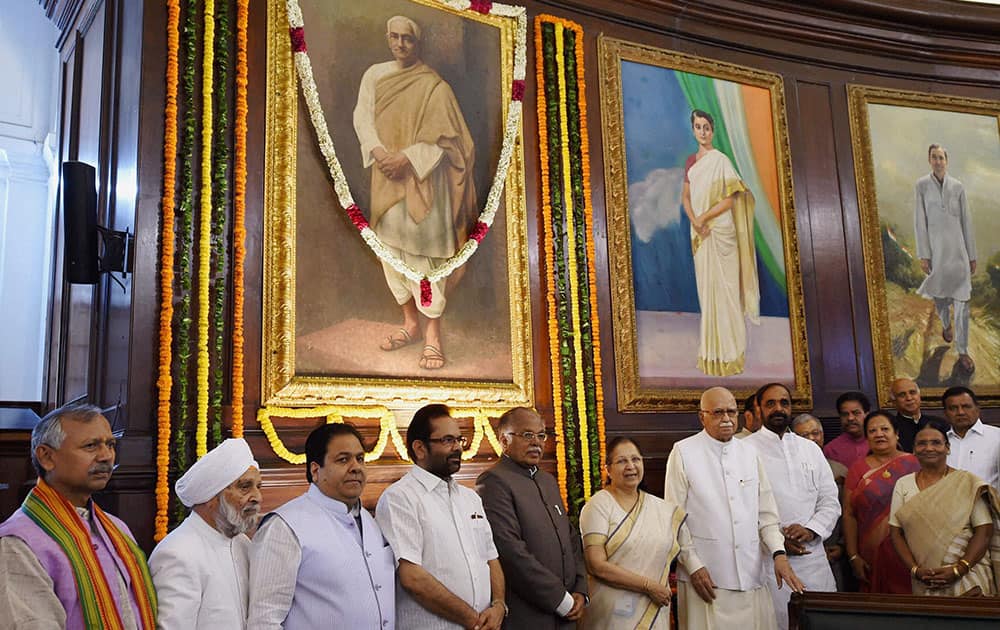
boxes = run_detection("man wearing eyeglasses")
[745,383,840,630]
[665,386,804,630]
[376,404,507,630]
[476,407,588,629]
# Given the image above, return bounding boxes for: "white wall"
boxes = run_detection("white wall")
[0,2,59,401]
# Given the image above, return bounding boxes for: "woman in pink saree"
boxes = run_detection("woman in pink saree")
[842,410,920,593]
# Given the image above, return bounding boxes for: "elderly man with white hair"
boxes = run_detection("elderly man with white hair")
[149,438,261,629]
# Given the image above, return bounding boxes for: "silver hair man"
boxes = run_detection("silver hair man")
[30,403,106,478]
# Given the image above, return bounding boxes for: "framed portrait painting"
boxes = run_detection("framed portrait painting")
[262,0,532,407]
[598,36,811,412]
[849,85,1000,407]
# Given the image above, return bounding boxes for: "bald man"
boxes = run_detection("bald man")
[665,387,803,630]
[890,377,943,453]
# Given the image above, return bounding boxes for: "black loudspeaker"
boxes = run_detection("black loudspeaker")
[62,161,99,284]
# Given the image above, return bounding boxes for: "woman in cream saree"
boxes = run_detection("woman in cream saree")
[890,421,1000,596]
[580,438,694,629]
[682,109,760,376]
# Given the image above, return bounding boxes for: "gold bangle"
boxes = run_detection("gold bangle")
[910,565,919,578]
[959,558,971,572]
[642,578,650,593]
[952,565,961,579]
[848,554,860,562]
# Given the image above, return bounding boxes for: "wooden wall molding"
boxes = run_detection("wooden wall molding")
[541,0,1000,77]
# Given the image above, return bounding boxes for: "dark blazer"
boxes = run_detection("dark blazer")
[476,456,588,630]
[894,411,944,453]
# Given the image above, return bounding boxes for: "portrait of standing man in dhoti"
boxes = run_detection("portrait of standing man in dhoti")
[262,0,532,407]
[353,15,477,372]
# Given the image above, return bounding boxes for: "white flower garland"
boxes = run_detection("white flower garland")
[285,0,527,286]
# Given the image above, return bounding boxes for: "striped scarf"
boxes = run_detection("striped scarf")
[21,478,157,629]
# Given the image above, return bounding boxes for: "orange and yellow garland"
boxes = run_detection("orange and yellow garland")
[535,14,607,509]
[155,0,180,542]
[258,405,507,465]
[534,20,569,502]
[231,0,249,437]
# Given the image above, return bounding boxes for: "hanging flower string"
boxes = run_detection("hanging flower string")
[195,0,217,458]
[230,0,249,437]
[155,0,180,542]
[258,406,507,465]
[535,15,605,512]
[554,23,591,499]
[535,18,568,503]
[283,0,526,293]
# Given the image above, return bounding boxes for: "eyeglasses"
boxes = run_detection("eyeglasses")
[426,436,469,448]
[504,431,549,443]
[700,408,739,420]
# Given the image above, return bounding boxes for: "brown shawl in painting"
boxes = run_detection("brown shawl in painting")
[371,61,476,241]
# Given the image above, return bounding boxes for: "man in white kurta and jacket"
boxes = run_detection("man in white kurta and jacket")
[149,438,262,629]
[248,423,395,629]
[665,386,804,630]
[914,143,977,373]
[745,383,840,630]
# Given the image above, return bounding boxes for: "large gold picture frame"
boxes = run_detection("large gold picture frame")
[262,0,532,408]
[849,85,1000,407]
[599,36,811,412]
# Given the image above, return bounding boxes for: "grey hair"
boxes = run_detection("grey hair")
[31,403,105,478]
[386,15,421,41]
[791,413,819,430]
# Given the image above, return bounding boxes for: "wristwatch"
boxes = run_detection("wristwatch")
[491,600,509,617]
[773,550,787,560]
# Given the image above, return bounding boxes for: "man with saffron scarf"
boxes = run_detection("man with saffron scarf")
[0,403,157,629]
[354,15,477,371]
[149,438,261,629]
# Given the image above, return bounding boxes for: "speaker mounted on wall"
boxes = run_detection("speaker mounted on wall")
[61,161,134,285]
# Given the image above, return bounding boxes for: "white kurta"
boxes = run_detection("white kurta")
[947,419,1000,493]
[149,512,250,630]
[914,172,976,302]
[745,430,840,630]
[376,465,499,630]
[665,430,784,630]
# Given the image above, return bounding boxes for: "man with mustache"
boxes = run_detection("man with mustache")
[150,438,261,628]
[476,407,587,628]
[735,392,763,439]
[377,404,506,630]
[0,403,157,629]
[745,384,840,629]
[823,392,872,470]
[943,386,1000,493]
[248,423,395,629]
[665,386,803,630]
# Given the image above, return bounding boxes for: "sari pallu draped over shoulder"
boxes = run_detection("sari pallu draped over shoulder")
[847,454,920,593]
[895,469,1000,596]
[580,490,687,630]
[687,149,759,376]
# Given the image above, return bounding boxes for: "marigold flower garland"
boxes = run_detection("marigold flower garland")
[258,405,506,465]
[562,24,606,489]
[195,0,217,458]
[533,17,568,502]
[172,0,199,508]
[230,0,249,437]
[284,0,526,301]
[209,0,232,449]
[535,15,606,511]
[155,0,181,542]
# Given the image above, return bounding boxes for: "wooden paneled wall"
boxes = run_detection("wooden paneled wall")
[23,0,1000,548]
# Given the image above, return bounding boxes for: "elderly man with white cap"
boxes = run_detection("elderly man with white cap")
[149,438,262,629]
